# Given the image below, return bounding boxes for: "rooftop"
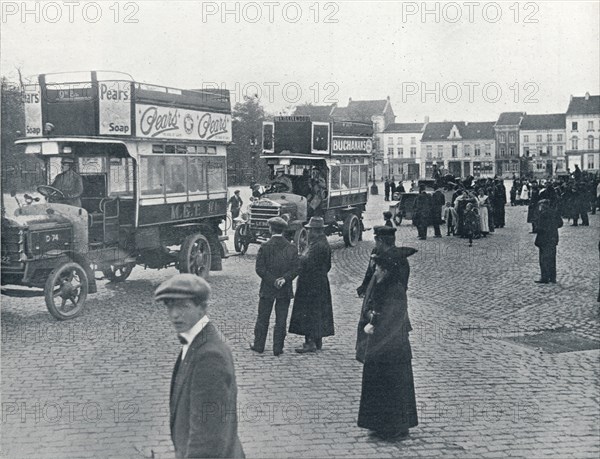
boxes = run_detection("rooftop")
[495,112,526,126]
[384,123,424,133]
[521,113,566,130]
[566,94,600,115]
[422,121,496,141]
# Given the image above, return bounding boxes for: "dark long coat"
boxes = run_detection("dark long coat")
[355,277,418,434]
[412,192,431,227]
[430,190,446,225]
[535,208,563,248]
[288,234,334,339]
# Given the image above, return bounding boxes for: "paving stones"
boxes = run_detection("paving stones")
[1,185,598,458]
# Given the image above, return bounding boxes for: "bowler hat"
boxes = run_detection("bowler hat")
[373,225,396,237]
[305,216,325,229]
[267,216,288,230]
[154,274,211,303]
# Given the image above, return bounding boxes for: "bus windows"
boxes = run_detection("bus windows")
[188,157,206,193]
[360,165,368,187]
[140,156,165,196]
[351,165,360,188]
[330,165,341,190]
[165,156,187,194]
[207,158,226,192]
[341,166,350,190]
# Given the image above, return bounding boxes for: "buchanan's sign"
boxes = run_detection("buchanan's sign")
[332,137,373,154]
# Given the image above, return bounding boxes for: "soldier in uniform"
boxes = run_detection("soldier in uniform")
[251,217,299,356]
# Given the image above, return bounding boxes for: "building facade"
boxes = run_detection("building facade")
[382,121,426,180]
[494,112,524,178]
[565,93,600,173]
[421,121,496,178]
[519,113,566,179]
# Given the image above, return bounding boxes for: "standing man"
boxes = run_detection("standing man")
[49,157,84,207]
[412,185,432,240]
[534,199,563,284]
[430,186,445,237]
[251,217,299,356]
[384,178,390,201]
[228,190,243,229]
[155,274,245,459]
[289,217,334,353]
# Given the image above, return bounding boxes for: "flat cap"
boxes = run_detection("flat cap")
[268,216,288,229]
[373,225,396,236]
[155,274,211,303]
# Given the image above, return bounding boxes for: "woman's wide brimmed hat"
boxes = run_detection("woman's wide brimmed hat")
[305,216,325,229]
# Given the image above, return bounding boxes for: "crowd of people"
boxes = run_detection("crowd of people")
[408,176,508,245]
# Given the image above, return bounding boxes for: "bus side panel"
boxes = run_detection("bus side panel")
[137,199,227,227]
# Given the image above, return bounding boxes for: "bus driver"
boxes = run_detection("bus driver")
[49,157,84,207]
[269,168,293,192]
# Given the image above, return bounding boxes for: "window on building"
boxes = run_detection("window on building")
[474,144,481,156]
[588,136,595,150]
[536,162,545,170]
[399,147,404,157]
[389,137,394,145]
[509,134,515,143]
[464,145,470,156]
[572,122,578,131]
[588,121,594,131]
[524,147,530,157]
[388,147,394,157]
[557,134,563,141]
[538,148,543,156]
[452,145,458,157]
[426,145,432,159]
[523,135,529,143]
[536,134,542,142]
[572,137,578,150]
[547,134,552,142]
[411,137,416,145]
[547,146,553,155]
[398,137,403,144]
[509,147,515,156]
[485,144,491,156]
[587,154,595,169]
[500,147,505,157]
[410,147,417,158]
[556,159,564,170]
[557,146,563,155]
[500,134,506,143]
[437,145,444,158]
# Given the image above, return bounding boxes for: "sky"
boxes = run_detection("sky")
[1,0,599,122]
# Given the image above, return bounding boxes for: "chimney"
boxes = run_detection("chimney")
[424,116,430,124]
[465,121,469,126]
[570,95,573,101]
[387,95,390,100]
[348,97,352,104]
[585,92,590,100]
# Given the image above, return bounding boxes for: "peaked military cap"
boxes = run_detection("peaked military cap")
[373,225,396,237]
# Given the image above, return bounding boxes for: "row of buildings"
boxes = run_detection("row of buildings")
[295,93,600,180]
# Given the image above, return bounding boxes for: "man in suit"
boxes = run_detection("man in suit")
[156,274,245,458]
[534,199,563,284]
[251,217,299,356]
[412,185,432,240]
[49,157,84,207]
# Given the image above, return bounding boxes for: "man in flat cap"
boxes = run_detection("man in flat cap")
[251,217,299,356]
[156,274,245,458]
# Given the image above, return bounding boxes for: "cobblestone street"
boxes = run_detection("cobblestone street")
[2,187,599,458]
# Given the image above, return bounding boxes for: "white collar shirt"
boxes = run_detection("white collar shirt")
[179,315,209,360]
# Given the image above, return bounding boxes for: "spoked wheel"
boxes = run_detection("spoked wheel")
[44,262,89,320]
[234,224,250,255]
[294,227,308,255]
[343,214,361,247]
[179,233,212,278]
[102,263,135,283]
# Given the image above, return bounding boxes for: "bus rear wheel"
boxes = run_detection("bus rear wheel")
[179,233,211,278]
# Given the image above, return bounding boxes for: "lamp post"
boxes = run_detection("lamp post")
[368,139,378,195]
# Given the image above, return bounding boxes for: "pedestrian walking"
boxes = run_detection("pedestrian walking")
[289,217,334,353]
[475,188,490,236]
[464,203,479,246]
[356,248,418,441]
[251,217,299,356]
[534,199,563,284]
[155,274,245,459]
[384,178,390,201]
[228,190,243,229]
[412,185,431,240]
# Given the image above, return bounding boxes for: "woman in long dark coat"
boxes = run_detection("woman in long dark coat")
[289,217,334,352]
[356,247,418,440]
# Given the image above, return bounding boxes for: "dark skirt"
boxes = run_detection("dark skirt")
[357,359,418,434]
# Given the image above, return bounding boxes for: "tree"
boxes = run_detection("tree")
[228,95,269,185]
